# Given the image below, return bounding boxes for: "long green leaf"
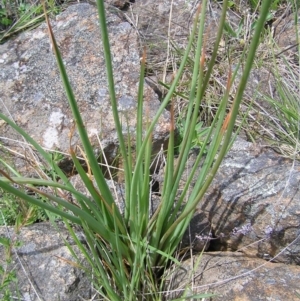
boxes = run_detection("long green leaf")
[95,0,131,197]
[43,4,115,210]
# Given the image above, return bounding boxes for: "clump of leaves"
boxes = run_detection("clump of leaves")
[0,0,272,299]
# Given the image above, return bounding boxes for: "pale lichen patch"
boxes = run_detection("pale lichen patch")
[43,110,65,149]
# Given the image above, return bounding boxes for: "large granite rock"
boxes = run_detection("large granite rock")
[197,137,300,265]
[0,223,90,301]
[0,3,170,174]
[168,251,300,301]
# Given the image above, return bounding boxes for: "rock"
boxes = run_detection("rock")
[194,137,300,265]
[0,223,90,301]
[0,3,170,175]
[274,8,300,59]
[167,251,300,300]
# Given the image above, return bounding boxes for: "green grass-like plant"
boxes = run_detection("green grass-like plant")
[0,0,61,43]
[0,0,272,299]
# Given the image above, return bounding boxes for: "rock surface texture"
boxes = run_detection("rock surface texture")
[199,137,300,265]
[0,3,170,172]
[0,223,90,301]
[168,252,300,301]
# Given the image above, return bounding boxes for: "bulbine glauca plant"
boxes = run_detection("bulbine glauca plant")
[0,0,272,299]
